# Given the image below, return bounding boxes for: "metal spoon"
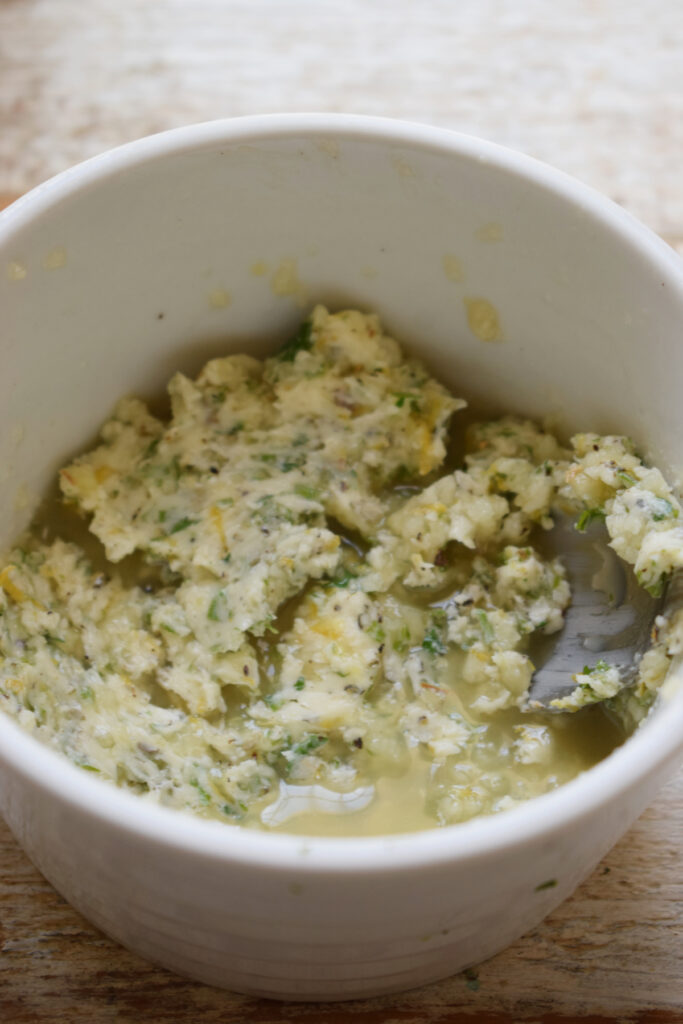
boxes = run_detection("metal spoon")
[525,515,664,710]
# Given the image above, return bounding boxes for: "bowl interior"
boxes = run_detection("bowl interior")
[4,120,683,543]
[2,116,683,859]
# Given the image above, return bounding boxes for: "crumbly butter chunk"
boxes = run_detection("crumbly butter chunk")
[0,310,679,832]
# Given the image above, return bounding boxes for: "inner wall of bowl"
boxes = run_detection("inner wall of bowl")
[3,125,683,549]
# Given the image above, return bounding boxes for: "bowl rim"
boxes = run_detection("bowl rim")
[2,111,683,874]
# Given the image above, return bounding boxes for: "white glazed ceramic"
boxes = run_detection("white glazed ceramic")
[2,115,683,1001]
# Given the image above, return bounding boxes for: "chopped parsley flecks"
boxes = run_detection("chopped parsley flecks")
[277,320,314,362]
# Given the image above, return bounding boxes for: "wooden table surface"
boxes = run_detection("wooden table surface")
[2,2,683,1019]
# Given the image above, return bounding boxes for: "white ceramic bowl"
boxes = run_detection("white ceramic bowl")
[2,115,683,1001]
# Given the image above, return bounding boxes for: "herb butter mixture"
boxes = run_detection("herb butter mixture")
[1,308,682,835]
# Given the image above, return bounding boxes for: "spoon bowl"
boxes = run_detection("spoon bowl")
[526,515,663,709]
